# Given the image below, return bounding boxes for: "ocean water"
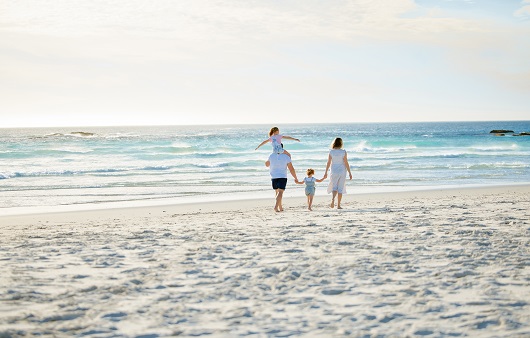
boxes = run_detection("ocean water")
[1,121,529,214]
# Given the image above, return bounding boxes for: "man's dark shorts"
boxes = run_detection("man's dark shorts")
[271,178,287,190]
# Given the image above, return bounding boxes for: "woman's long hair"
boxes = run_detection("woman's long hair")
[330,137,343,149]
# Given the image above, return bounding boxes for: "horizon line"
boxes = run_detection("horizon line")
[2,119,530,130]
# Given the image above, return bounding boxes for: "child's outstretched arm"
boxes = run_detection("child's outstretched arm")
[255,139,269,150]
[316,177,325,183]
[282,135,300,142]
[295,177,304,185]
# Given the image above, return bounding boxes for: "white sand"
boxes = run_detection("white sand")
[1,185,529,337]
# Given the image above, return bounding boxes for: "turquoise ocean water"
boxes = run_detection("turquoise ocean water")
[1,121,529,214]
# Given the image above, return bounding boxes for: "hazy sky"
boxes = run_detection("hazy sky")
[1,0,529,127]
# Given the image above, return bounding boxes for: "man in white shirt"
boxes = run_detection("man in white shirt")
[265,149,299,212]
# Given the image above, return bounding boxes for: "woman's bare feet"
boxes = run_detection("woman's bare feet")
[337,205,343,209]
[330,199,335,208]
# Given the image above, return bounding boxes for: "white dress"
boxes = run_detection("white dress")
[327,149,348,194]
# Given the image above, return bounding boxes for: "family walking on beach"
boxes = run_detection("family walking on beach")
[256,127,352,212]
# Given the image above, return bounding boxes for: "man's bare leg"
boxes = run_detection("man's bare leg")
[275,189,285,212]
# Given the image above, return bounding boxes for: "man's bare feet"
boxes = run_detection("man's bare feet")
[308,207,313,211]
[337,206,343,209]
[330,199,335,208]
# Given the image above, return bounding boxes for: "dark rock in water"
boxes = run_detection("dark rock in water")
[513,132,530,136]
[490,130,514,134]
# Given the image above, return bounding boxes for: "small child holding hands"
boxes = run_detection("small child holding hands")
[255,126,300,158]
[295,168,325,211]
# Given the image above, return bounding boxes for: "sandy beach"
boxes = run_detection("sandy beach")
[1,185,529,337]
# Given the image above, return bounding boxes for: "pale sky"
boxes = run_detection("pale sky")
[1,0,529,127]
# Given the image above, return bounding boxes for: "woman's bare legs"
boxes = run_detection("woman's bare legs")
[330,191,344,209]
[331,191,337,208]
[337,193,343,209]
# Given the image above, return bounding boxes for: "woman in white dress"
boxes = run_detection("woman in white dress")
[323,137,352,209]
